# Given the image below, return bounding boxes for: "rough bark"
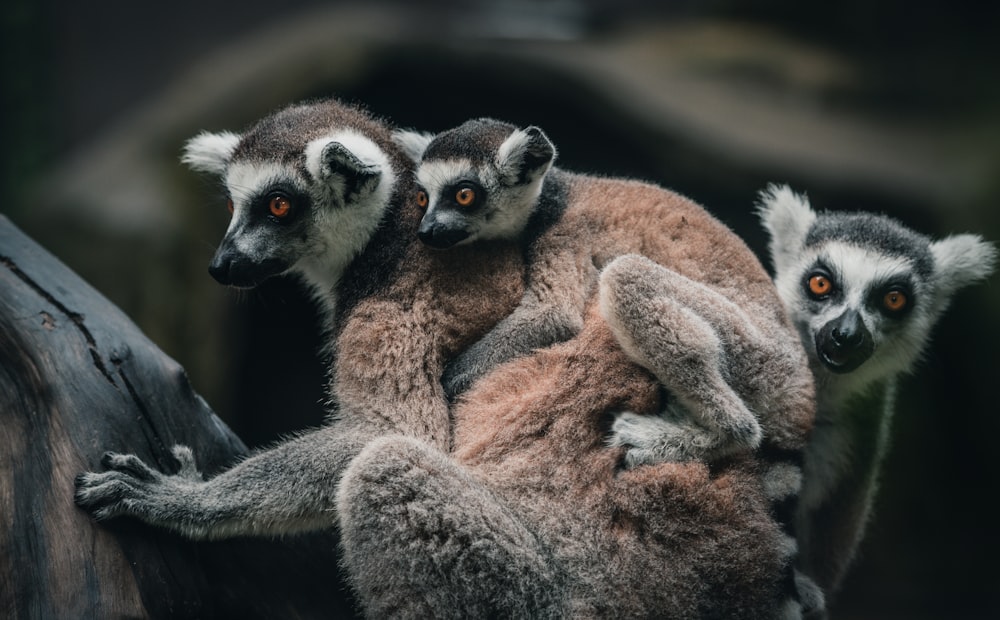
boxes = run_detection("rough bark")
[0,215,356,619]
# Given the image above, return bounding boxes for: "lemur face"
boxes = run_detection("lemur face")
[182,103,397,290]
[411,118,555,249]
[210,158,316,287]
[783,240,930,377]
[758,184,995,383]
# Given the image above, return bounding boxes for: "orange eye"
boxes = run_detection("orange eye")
[269,196,291,218]
[883,290,907,312]
[808,274,832,296]
[226,199,234,215]
[416,190,428,209]
[455,187,476,207]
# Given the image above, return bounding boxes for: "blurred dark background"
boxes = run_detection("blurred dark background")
[2,1,998,617]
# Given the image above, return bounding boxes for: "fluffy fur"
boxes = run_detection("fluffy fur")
[75,98,525,535]
[410,118,814,465]
[757,183,997,600]
[370,118,820,616]
[74,102,808,618]
[340,307,797,617]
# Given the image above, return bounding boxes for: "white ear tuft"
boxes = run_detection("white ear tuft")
[496,126,556,186]
[930,234,997,296]
[392,129,435,163]
[305,132,388,181]
[305,131,394,208]
[756,183,816,275]
[180,131,240,176]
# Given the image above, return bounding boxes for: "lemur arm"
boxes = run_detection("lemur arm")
[797,384,893,593]
[75,415,388,540]
[333,298,453,451]
[442,242,596,399]
[599,255,764,463]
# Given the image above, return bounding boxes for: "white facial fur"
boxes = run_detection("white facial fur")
[212,131,395,304]
[416,129,552,246]
[417,158,486,208]
[224,160,301,260]
[416,158,496,246]
[760,183,996,400]
[776,240,934,389]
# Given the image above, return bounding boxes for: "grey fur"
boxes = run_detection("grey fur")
[74,101,804,618]
[75,99,414,542]
[415,119,812,463]
[411,119,818,616]
[757,183,997,600]
[599,255,767,462]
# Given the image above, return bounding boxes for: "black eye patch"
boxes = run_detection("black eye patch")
[868,278,915,317]
[247,185,311,224]
[446,181,484,210]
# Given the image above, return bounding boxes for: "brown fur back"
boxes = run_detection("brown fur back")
[557,173,813,447]
[455,304,791,616]
[446,174,813,615]
[333,197,526,449]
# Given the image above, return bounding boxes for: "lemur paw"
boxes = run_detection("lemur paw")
[607,411,705,466]
[74,445,203,522]
[728,415,764,453]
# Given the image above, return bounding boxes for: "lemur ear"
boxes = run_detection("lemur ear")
[756,183,816,275]
[307,135,386,202]
[392,129,435,163]
[181,131,240,176]
[930,234,997,297]
[496,125,556,185]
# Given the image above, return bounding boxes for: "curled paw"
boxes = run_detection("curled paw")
[608,410,713,466]
[74,445,203,522]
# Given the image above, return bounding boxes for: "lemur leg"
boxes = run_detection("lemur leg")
[442,246,596,399]
[599,254,763,463]
[337,435,562,619]
[74,416,388,540]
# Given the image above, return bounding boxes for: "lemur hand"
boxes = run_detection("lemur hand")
[74,445,204,524]
[608,410,741,467]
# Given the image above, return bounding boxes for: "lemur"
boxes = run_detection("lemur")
[75,102,805,617]
[76,97,526,534]
[384,118,820,616]
[756,184,997,598]
[409,118,814,465]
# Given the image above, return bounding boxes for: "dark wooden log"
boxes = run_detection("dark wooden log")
[0,215,357,619]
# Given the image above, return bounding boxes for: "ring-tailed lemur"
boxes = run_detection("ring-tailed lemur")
[74,101,805,617]
[75,97,526,536]
[757,183,997,600]
[402,118,819,617]
[408,118,814,464]
[76,102,812,617]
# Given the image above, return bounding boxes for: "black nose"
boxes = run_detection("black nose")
[417,220,471,250]
[816,309,874,373]
[831,311,865,347]
[208,254,234,285]
[208,248,287,288]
